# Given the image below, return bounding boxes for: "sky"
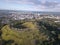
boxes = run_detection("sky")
[0,0,60,12]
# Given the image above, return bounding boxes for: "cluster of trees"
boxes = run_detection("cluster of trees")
[37,18,60,45]
[0,18,60,45]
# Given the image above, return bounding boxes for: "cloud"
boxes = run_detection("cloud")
[5,0,59,7]
[1,0,60,11]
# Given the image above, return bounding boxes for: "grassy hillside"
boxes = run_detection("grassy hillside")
[1,24,47,45]
[0,19,60,45]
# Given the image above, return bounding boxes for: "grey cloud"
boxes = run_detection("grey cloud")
[27,0,59,8]
[4,0,60,9]
[21,0,59,8]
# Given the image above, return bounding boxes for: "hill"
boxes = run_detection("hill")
[0,19,60,45]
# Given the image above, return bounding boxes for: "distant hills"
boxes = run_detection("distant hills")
[0,10,60,16]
